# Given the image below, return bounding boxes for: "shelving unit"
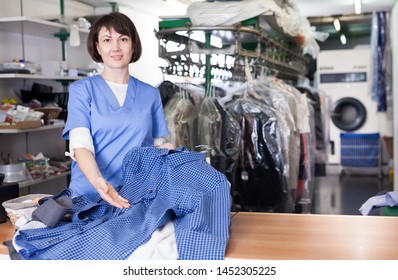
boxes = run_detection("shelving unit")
[0,121,68,193]
[19,170,70,189]
[0,16,89,82]
[0,16,89,38]
[0,16,67,37]
[0,121,64,134]
[0,15,85,195]
[0,73,82,80]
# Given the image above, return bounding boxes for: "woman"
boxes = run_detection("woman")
[63,12,173,208]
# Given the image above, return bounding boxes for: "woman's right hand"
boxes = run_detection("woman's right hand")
[92,177,130,208]
[73,148,130,209]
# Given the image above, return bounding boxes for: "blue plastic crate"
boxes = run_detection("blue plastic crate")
[340,133,380,167]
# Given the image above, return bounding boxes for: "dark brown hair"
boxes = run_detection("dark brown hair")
[87,12,142,63]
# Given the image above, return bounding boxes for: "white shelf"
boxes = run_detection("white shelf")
[0,16,66,37]
[0,73,81,80]
[0,121,65,134]
[18,170,71,188]
[0,16,89,38]
[0,16,89,81]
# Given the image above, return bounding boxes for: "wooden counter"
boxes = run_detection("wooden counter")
[1,213,398,259]
[0,219,14,255]
[226,212,398,260]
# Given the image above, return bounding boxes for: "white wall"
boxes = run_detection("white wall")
[0,0,21,17]
[21,0,93,19]
[119,6,166,87]
[392,2,398,191]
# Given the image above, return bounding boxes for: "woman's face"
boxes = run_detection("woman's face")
[96,26,133,69]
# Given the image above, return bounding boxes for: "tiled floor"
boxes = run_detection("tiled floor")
[310,173,392,215]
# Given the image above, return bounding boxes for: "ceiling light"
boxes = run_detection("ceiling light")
[333,18,341,31]
[354,0,361,14]
[340,34,347,45]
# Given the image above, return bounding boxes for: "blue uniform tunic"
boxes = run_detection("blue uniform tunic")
[62,75,169,196]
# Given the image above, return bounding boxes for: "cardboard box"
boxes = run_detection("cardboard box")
[383,136,393,158]
[0,120,42,130]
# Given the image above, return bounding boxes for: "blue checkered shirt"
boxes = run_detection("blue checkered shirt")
[15,147,231,260]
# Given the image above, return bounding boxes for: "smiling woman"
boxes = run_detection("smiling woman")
[95,28,134,81]
[62,12,174,207]
[86,12,142,69]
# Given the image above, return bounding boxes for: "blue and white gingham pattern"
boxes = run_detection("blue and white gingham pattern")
[15,147,231,260]
[340,133,380,167]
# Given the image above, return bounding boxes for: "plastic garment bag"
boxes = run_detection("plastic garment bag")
[376,11,387,112]
[267,78,311,196]
[252,77,300,199]
[186,0,328,59]
[224,92,292,213]
[295,101,316,213]
[254,77,310,199]
[370,12,379,102]
[157,80,179,106]
[187,0,281,26]
[274,2,328,59]
[164,88,201,151]
[196,97,225,172]
[370,11,391,113]
[214,99,242,202]
[197,98,222,156]
[296,86,327,176]
[212,99,241,165]
[269,78,310,134]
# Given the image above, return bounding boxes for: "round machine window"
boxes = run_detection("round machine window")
[331,97,367,131]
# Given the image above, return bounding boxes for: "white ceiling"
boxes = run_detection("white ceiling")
[79,0,395,18]
[294,0,394,17]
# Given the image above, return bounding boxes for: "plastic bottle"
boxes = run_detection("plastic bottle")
[388,159,394,185]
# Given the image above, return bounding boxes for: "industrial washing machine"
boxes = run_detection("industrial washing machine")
[316,48,389,166]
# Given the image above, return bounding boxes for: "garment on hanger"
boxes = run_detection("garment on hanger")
[213,99,241,204]
[157,80,179,106]
[224,93,292,213]
[164,88,201,151]
[296,86,327,176]
[252,77,300,198]
[196,97,226,172]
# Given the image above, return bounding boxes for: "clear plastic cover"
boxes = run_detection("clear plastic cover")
[164,89,201,151]
[186,0,329,59]
[223,87,294,213]
[273,1,329,59]
[187,0,281,26]
[197,98,223,156]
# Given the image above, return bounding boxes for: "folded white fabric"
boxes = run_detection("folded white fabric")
[359,191,398,215]
[128,220,177,260]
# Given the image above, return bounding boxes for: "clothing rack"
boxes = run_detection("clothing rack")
[156,15,314,214]
[155,15,309,90]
